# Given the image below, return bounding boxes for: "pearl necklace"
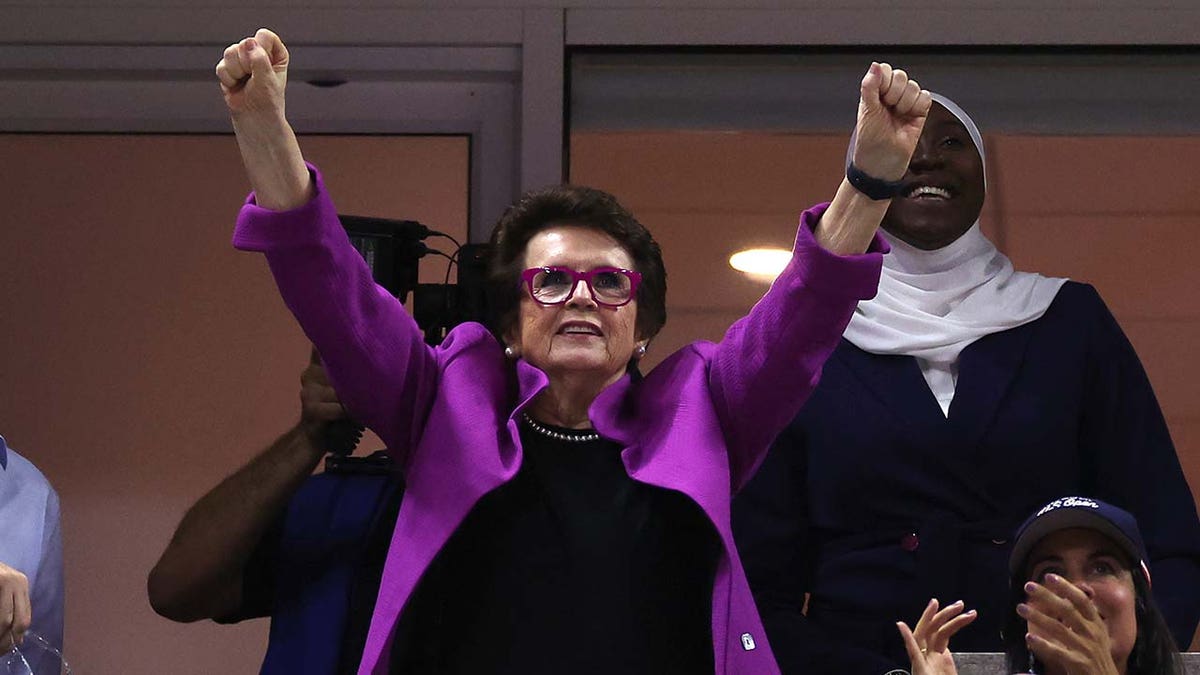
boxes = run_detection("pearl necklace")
[521,413,601,443]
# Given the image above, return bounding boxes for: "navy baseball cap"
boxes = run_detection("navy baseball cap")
[1009,496,1151,587]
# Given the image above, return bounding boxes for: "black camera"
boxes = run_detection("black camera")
[320,215,491,468]
[341,215,491,345]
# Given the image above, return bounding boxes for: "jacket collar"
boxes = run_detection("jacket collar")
[513,359,636,447]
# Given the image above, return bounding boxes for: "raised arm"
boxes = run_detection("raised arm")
[215,28,310,210]
[711,63,931,489]
[218,30,439,452]
[817,62,931,255]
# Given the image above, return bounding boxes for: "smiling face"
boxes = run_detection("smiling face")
[511,224,645,388]
[1026,528,1139,674]
[880,101,986,250]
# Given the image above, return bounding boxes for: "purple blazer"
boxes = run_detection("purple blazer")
[233,167,884,675]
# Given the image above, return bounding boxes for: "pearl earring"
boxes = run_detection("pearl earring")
[504,345,518,359]
[634,344,647,359]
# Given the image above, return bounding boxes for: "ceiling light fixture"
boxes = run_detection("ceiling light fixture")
[729,248,791,282]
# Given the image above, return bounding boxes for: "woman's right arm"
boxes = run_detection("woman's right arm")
[217,30,438,453]
[215,29,310,210]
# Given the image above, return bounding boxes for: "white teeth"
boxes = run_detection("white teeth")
[908,185,952,199]
[562,325,600,335]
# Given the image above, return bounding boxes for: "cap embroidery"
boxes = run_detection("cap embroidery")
[1036,496,1099,517]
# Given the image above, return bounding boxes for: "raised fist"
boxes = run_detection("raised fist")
[214,28,290,118]
[851,62,933,181]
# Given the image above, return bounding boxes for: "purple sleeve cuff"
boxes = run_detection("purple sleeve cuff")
[232,163,337,252]
[786,202,887,302]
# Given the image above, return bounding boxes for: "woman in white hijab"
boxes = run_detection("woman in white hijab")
[733,95,1200,675]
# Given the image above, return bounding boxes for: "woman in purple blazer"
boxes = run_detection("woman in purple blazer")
[217,29,929,675]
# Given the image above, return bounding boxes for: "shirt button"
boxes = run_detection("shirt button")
[901,532,919,551]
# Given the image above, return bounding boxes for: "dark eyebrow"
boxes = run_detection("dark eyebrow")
[1088,549,1125,563]
[1026,554,1063,574]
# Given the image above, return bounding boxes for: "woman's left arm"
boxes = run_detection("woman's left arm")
[710,63,930,490]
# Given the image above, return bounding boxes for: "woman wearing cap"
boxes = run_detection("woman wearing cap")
[732,93,1200,674]
[899,496,1182,675]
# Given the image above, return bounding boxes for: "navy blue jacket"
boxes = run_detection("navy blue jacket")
[733,282,1200,674]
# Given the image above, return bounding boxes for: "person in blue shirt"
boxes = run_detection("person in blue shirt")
[0,435,64,656]
[148,352,399,674]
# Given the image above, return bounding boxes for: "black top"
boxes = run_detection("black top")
[390,418,720,674]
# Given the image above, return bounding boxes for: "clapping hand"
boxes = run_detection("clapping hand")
[1019,575,1121,675]
[897,598,978,675]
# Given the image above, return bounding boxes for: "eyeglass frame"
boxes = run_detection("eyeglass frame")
[519,266,643,307]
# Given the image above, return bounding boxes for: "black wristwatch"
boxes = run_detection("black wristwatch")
[846,162,906,200]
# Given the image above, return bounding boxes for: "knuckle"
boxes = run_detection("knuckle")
[1,569,25,584]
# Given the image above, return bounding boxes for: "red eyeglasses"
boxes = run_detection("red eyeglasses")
[520,266,642,307]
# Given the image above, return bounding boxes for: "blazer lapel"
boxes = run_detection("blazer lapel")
[834,340,949,446]
[830,326,1038,516]
[948,322,1037,457]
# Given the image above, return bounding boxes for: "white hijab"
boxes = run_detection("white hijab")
[842,93,1068,416]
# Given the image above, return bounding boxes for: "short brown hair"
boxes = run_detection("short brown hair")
[486,185,667,344]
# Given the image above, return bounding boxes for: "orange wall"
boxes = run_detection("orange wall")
[1,129,1196,673]
[0,134,468,674]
